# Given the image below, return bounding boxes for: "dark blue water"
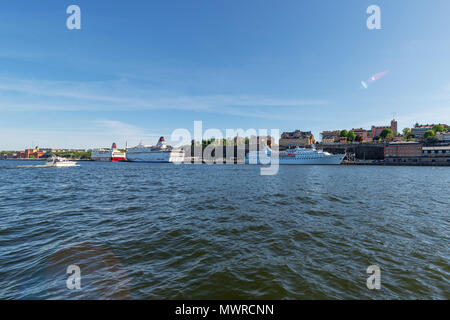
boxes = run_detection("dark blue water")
[0,160,449,299]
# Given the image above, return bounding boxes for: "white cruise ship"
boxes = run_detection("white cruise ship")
[246,145,345,165]
[126,137,185,163]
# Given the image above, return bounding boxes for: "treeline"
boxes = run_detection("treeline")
[47,151,92,159]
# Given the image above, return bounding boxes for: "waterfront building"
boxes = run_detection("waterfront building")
[351,128,372,142]
[39,148,57,153]
[385,142,423,163]
[422,146,450,164]
[412,123,449,139]
[323,119,397,145]
[385,142,450,164]
[17,147,44,159]
[369,119,398,138]
[437,132,450,142]
[339,137,347,144]
[248,135,273,147]
[320,130,341,144]
[412,125,433,139]
[280,130,314,148]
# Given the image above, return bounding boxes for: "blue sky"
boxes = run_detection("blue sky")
[0,0,449,149]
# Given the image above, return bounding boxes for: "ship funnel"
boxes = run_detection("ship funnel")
[112,143,117,150]
[156,137,166,148]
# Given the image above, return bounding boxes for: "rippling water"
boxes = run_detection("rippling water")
[0,160,448,299]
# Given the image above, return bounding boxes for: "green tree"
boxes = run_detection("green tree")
[403,128,416,141]
[424,130,436,140]
[432,125,444,133]
[347,130,356,142]
[380,128,393,140]
[340,130,348,137]
[385,132,394,141]
[402,128,411,138]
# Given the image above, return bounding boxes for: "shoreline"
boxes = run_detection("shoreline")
[3,159,449,166]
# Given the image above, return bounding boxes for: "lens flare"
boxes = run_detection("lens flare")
[361,70,389,89]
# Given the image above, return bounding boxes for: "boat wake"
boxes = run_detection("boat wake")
[16,165,49,168]
[1,164,80,169]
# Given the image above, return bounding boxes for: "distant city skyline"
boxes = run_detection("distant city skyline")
[1,0,449,149]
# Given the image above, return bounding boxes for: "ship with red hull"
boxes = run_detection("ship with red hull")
[91,143,127,162]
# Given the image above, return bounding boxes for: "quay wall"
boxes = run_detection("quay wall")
[320,144,385,160]
[182,144,386,161]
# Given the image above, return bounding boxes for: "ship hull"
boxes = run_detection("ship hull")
[126,151,184,163]
[91,157,126,162]
[246,154,345,165]
[91,151,126,162]
[127,160,171,163]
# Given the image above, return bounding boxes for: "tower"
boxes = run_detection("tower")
[391,119,398,135]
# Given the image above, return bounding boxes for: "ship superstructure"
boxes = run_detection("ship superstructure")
[126,137,185,163]
[246,145,345,165]
[91,143,126,162]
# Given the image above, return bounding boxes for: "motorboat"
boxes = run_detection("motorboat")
[46,156,78,167]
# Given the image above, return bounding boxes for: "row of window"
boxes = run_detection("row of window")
[387,151,449,156]
[388,159,450,163]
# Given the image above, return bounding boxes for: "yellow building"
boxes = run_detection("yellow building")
[320,130,340,145]
[279,130,315,148]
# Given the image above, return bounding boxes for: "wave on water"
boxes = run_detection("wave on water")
[0,162,448,299]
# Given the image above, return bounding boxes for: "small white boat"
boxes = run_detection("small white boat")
[46,156,78,167]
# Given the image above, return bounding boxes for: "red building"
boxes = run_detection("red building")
[19,147,44,159]
[385,142,450,164]
[385,142,423,162]
[352,128,370,142]
[422,146,450,164]
[347,119,398,143]
[369,119,397,138]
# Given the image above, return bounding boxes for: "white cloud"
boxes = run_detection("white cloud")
[0,120,167,150]
[0,76,328,117]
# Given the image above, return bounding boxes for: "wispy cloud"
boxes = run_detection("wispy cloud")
[92,120,158,139]
[0,76,328,117]
[0,120,167,150]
